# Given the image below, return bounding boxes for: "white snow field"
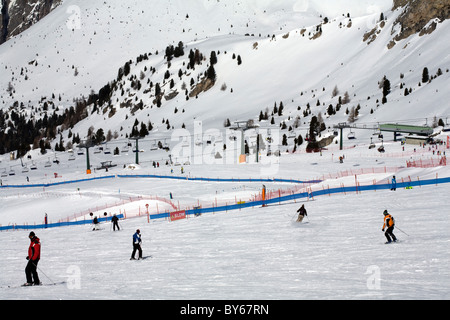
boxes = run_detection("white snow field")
[1,139,449,300]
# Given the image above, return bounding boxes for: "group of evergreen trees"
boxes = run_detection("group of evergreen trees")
[165,41,185,62]
[0,39,198,157]
[0,100,87,157]
[130,119,153,138]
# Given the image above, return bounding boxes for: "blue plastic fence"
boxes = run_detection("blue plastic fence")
[147,176,450,220]
[0,214,124,231]
[0,175,115,189]
[116,174,321,184]
[2,175,449,231]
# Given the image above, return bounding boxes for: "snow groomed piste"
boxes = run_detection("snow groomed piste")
[2,173,449,231]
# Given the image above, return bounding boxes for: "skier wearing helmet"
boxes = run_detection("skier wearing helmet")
[130,229,142,260]
[382,210,397,244]
[24,231,41,286]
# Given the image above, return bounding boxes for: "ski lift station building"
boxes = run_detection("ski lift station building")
[379,124,433,142]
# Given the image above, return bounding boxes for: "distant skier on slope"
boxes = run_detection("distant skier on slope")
[92,216,100,231]
[296,204,307,222]
[390,176,397,191]
[111,214,120,231]
[382,210,397,244]
[130,229,143,260]
[24,231,41,286]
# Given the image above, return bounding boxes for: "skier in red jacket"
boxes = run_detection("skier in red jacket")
[24,231,41,286]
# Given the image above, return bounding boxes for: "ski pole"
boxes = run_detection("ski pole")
[34,263,55,284]
[395,225,409,236]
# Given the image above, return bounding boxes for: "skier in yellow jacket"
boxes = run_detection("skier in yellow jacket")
[382,210,397,244]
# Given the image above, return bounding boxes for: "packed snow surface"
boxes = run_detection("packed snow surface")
[1,140,449,300]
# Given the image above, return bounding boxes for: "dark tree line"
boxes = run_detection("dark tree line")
[0,99,87,157]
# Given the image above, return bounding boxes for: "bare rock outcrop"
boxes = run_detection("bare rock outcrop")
[389,0,450,48]
[1,0,61,44]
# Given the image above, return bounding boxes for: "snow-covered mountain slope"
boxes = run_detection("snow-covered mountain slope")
[0,0,62,44]
[0,0,448,157]
[0,0,324,105]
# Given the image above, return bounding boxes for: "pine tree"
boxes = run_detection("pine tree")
[309,116,319,141]
[382,76,391,104]
[342,91,350,104]
[422,67,429,83]
[332,85,339,98]
[95,128,105,144]
[207,65,216,81]
[327,104,335,115]
[210,51,218,65]
[282,134,288,146]
[139,122,149,137]
[155,83,161,96]
[297,134,303,146]
[165,45,174,62]
[188,49,196,69]
[382,77,391,96]
[278,102,284,116]
[174,41,184,58]
[123,61,131,77]
[348,107,357,123]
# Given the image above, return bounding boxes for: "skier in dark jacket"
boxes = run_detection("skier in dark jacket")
[92,216,100,231]
[111,214,120,231]
[24,231,41,286]
[130,229,142,260]
[296,204,307,222]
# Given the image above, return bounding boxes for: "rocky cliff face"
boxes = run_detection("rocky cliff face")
[393,0,411,10]
[390,0,450,47]
[1,0,60,44]
[1,0,9,43]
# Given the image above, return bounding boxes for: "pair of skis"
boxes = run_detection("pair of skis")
[1,281,66,289]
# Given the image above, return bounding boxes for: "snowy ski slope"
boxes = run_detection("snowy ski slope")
[0,0,449,302]
[1,139,449,300]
